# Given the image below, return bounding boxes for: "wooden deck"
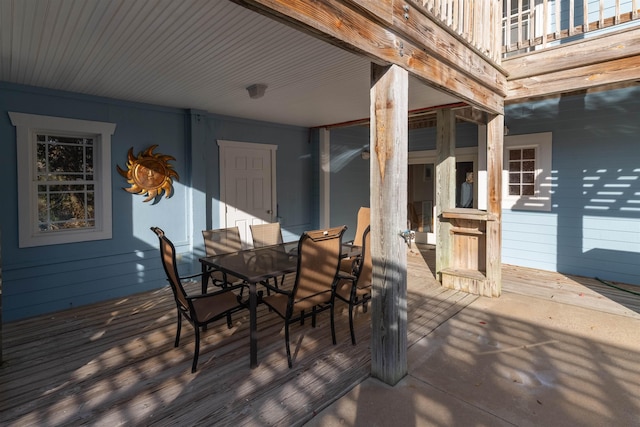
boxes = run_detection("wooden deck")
[2,246,638,426]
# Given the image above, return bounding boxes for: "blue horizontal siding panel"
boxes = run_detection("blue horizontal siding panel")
[504,86,640,286]
[2,247,191,320]
[1,82,315,321]
[502,250,558,268]
[3,266,168,320]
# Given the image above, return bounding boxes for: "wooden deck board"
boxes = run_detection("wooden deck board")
[1,245,638,426]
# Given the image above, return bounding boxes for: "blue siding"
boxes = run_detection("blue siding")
[327,86,640,287]
[328,126,371,242]
[0,82,315,321]
[504,86,640,285]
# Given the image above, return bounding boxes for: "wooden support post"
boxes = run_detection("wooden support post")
[485,114,503,296]
[435,109,456,281]
[370,63,408,386]
[436,110,503,297]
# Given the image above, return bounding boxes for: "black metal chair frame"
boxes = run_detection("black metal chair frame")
[332,225,372,345]
[152,227,247,372]
[261,226,347,368]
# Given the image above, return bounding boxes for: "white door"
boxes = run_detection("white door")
[218,140,277,247]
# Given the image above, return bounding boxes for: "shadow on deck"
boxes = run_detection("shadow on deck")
[1,244,638,425]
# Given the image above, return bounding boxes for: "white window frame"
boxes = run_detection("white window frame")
[503,132,553,212]
[9,112,116,247]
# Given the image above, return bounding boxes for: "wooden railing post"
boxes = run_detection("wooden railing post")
[435,108,456,279]
[370,62,408,386]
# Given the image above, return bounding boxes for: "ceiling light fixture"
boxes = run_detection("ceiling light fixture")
[246,83,267,99]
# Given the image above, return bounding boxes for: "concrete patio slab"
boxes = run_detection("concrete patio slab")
[305,291,640,426]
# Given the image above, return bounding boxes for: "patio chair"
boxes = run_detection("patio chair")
[202,227,244,291]
[250,222,290,288]
[151,227,247,373]
[250,222,283,248]
[261,225,347,368]
[332,225,372,345]
[340,206,370,274]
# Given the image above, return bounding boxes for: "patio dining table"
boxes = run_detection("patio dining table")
[199,240,362,369]
[200,241,298,368]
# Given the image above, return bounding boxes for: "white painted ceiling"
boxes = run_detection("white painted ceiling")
[0,0,460,128]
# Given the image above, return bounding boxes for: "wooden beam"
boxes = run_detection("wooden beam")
[360,1,507,96]
[507,54,640,101]
[455,106,488,125]
[370,63,408,386]
[232,0,506,114]
[504,27,640,101]
[503,26,640,80]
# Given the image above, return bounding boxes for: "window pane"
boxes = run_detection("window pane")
[32,132,97,233]
[49,193,75,222]
[509,162,521,172]
[86,146,94,173]
[48,145,86,173]
[509,185,521,195]
[509,150,521,160]
[522,185,535,196]
[523,148,536,159]
[522,161,535,172]
[523,173,535,184]
[38,194,49,224]
[509,173,521,184]
[36,142,47,173]
[87,192,95,219]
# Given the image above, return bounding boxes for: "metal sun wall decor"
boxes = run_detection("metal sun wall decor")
[117,145,179,202]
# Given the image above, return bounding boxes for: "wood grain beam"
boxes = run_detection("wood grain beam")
[485,114,503,297]
[455,106,488,125]
[231,0,505,114]
[370,63,408,386]
[393,1,507,95]
[507,54,640,101]
[504,27,640,101]
[503,27,640,80]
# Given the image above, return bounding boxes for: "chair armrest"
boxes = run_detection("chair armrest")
[337,272,356,281]
[181,272,204,281]
[260,280,291,296]
[333,272,356,292]
[189,282,247,300]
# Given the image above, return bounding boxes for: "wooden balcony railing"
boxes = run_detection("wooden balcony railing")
[418,0,503,63]
[502,0,640,57]
[415,1,639,62]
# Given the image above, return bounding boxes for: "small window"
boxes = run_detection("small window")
[508,147,536,196]
[503,132,552,211]
[9,112,116,247]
